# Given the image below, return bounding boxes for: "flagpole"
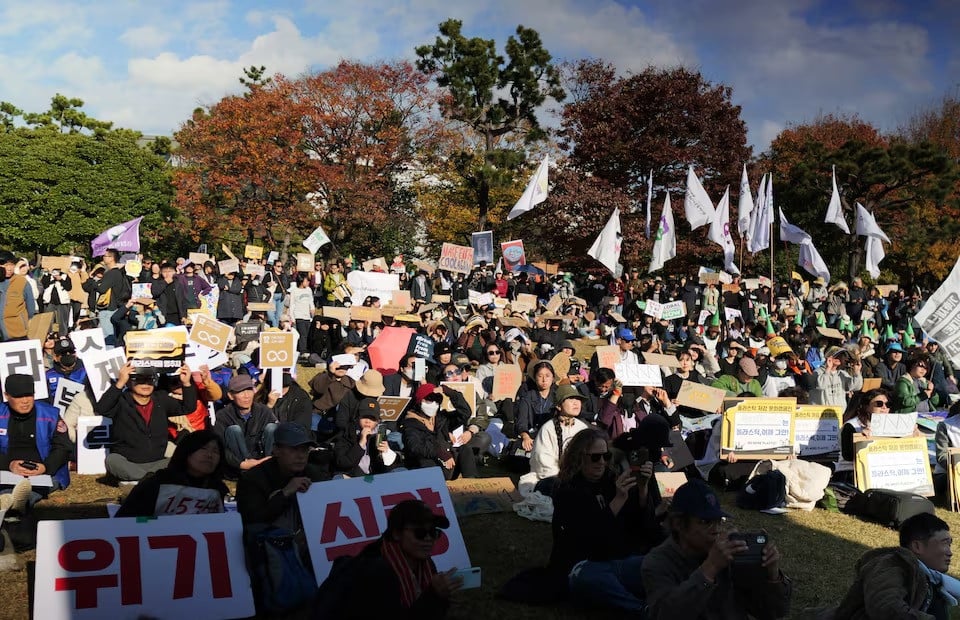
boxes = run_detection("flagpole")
[769,221,775,313]
[738,237,744,274]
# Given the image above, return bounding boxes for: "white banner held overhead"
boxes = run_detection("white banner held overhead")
[916,255,960,367]
[346,270,400,306]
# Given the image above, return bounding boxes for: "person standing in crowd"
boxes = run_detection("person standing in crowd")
[264,261,290,328]
[216,268,245,326]
[117,429,228,517]
[214,375,278,479]
[95,364,197,482]
[323,260,345,306]
[40,266,73,336]
[0,251,36,341]
[176,262,212,311]
[152,262,186,326]
[93,249,129,343]
[288,274,315,361]
[642,479,792,619]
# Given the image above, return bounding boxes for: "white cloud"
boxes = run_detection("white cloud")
[120,25,172,51]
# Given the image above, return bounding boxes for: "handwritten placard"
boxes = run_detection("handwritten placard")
[490,364,522,401]
[870,412,918,438]
[243,245,263,260]
[438,243,474,275]
[676,380,726,413]
[446,477,521,518]
[660,301,686,321]
[595,345,620,370]
[654,472,688,498]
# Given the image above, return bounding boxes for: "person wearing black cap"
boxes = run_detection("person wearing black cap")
[214,374,278,479]
[315,499,462,618]
[95,362,197,482]
[236,421,328,528]
[332,397,400,476]
[425,342,454,386]
[642,479,791,619]
[0,374,72,500]
[44,337,87,403]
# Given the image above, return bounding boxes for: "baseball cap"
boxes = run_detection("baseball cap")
[615,327,637,342]
[738,357,759,377]
[415,383,441,405]
[4,374,33,398]
[228,375,255,393]
[555,384,586,405]
[273,422,317,447]
[358,397,381,421]
[53,338,76,355]
[886,342,904,354]
[671,479,731,520]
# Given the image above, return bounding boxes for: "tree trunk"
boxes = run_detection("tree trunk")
[477,129,493,232]
[279,231,291,266]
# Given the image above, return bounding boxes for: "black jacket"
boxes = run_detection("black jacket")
[272,382,313,430]
[402,390,470,470]
[213,402,277,471]
[116,467,228,518]
[236,457,329,527]
[94,384,198,463]
[332,426,402,476]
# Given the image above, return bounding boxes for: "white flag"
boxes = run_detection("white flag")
[684,165,715,230]
[737,164,754,240]
[507,154,549,220]
[645,170,653,239]
[708,187,739,274]
[649,194,676,272]
[864,235,885,279]
[798,240,831,284]
[588,207,622,276]
[778,208,810,244]
[855,203,891,243]
[748,173,772,253]
[824,165,850,234]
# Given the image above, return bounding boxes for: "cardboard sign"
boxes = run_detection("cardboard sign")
[189,315,233,355]
[642,352,681,368]
[446,477,520,518]
[816,326,845,341]
[545,295,563,315]
[296,253,314,273]
[432,294,451,304]
[720,398,797,459]
[53,379,84,417]
[377,397,411,422]
[220,244,237,260]
[441,381,477,419]
[793,405,842,455]
[743,278,760,290]
[438,243,474,275]
[391,290,412,311]
[870,412,918,438]
[660,301,686,321]
[243,245,263,260]
[351,306,382,323]
[861,378,882,392]
[35,513,255,619]
[724,307,742,322]
[615,363,662,387]
[126,327,187,372]
[81,346,126,401]
[41,255,74,272]
[654,472,688,498]
[0,339,48,400]
[243,263,265,278]
[320,306,350,324]
[347,270,400,307]
[77,415,112,475]
[699,272,720,285]
[644,300,664,319]
[217,258,239,275]
[855,436,933,496]
[303,224,331,255]
[513,293,537,313]
[876,284,899,297]
[766,336,793,357]
[676,381,726,413]
[298,468,470,585]
[259,332,296,369]
[27,312,55,342]
[189,252,210,266]
[490,364,523,401]
[595,345,620,370]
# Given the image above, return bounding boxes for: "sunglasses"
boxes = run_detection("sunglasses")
[486,350,501,356]
[407,526,441,541]
[871,399,890,407]
[917,364,929,370]
[444,370,459,377]
[587,452,613,463]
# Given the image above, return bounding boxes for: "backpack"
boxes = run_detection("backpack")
[246,526,317,614]
[843,488,935,529]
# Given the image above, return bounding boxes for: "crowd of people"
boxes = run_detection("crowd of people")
[0,243,957,618]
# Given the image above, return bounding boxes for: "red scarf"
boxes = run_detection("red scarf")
[381,538,434,608]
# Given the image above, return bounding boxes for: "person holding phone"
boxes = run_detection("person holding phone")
[332,397,400,476]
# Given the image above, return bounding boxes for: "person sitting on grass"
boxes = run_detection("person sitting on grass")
[827,512,955,618]
[642,479,792,619]
[117,429,228,517]
[521,385,589,497]
[214,374,277,479]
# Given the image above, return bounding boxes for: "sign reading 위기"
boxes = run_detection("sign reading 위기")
[259,332,295,369]
[720,398,796,458]
[298,468,470,585]
[438,243,474,275]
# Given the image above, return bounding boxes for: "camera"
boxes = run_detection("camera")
[627,447,649,473]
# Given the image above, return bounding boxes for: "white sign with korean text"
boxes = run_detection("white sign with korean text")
[0,339,47,400]
[77,415,111,475]
[80,346,126,401]
[614,363,662,387]
[53,379,84,417]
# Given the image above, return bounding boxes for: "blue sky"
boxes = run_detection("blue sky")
[0,0,956,151]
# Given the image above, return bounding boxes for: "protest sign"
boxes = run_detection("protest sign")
[243,245,263,260]
[446,477,520,518]
[793,405,842,455]
[438,243,474,275]
[766,336,793,357]
[699,271,720,285]
[184,342,230,373]
[70,328,106,356]
[126,327,187,373]
[27,312,55,342]
[53,379,84,417]
[322,306,351,324]
[471,231,494,265]
[391,290,412,311]
[131,283,152,300]
[724,307,742,322]
[743,278,760,290]
[913,259,960,365]
[870,412,918,438]
[35,513,254,620]
[545,295,563,314]
[491,364,523,401]
[189,315,232,355]
[644,300,664,319]
[654,472,688,498]
[124,261,142,278]
[642,352,681,368]
[81,347,126,401]
[855,436,933,496]
[595,345,620,370]
[442,382,477,418]
[861,378,882,392]
[720,398,796,459]
[298,468,470,585]
[189,252,210,266]
[512,293,537,313]
[77,415,112,475]
[220,244,237,260]
[243,263,265,278]
[346,270,400,306]
[660,301,686,321]
[876,284,899,297]
[816,326,845,341]
[500,240,526,271]
[0,471,52,487]
[303,224,331,254]
[377,397,410,423]
[259,332,295,369]
[0,340,48,400]
[615,363,662,387]
[362,257,389,272]
[676,381,726,413]
[233,321,262,346]
[217,258,239,275]
[697,309,713,326]
[296,253,314,272]
[351,306,382,323]
[407,333,435,363]
[41,255,73,272]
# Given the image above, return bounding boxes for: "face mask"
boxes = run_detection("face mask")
[775,360,788,370]
[402,368,414,381]
[60,354,77,367]
[420,401,440,418]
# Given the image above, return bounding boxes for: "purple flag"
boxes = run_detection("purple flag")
[91,216,143,257]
